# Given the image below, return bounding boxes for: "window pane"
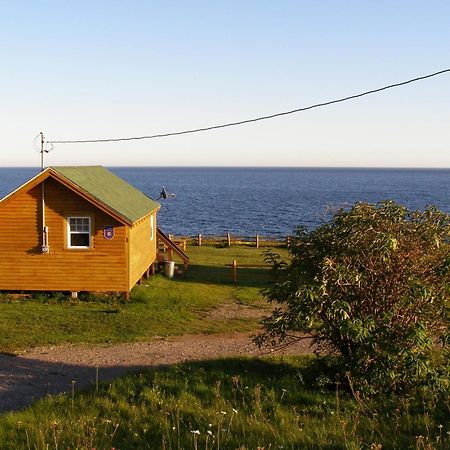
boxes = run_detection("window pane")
[70,233,90,247]
[69,218,90,233]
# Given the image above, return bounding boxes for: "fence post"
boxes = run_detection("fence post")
[232,260,237,283]
[255,234,259,248]
[198,234,202,246]
[227,232,231,247]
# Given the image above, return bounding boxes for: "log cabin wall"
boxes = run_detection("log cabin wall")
[0,177,129,292]
[128,212,157,290]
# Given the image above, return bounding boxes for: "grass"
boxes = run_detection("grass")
[0,356,448,449]
[0,245,286,353]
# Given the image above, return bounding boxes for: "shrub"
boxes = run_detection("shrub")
[257,201,450,395]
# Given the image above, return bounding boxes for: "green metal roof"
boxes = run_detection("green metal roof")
[51,166,159,223]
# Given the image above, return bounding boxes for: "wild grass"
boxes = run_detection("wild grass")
[0,245,285,353]
[0,356,448,449]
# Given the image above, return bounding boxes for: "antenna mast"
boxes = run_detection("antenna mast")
[40,131,45,171]
[39,131,49,252]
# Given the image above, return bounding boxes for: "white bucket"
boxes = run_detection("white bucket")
[164,261,175,278]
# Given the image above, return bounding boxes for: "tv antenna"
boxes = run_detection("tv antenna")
[157,186,176,200]
[34,132,54,171]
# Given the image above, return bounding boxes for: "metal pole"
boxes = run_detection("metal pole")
[40,131,44,171]
[40,132,49,252]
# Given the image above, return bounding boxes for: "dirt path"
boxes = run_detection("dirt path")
[0,332,313,414]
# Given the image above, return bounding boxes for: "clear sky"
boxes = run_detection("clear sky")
[1,1,449,167]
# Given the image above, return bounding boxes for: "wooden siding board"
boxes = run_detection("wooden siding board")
[128,213,157,290]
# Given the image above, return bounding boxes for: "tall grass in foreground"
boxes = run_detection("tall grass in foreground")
[0,356,448,449]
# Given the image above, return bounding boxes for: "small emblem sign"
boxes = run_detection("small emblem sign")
[103,226,115,240]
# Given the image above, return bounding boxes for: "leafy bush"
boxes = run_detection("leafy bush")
[257,202,450,395]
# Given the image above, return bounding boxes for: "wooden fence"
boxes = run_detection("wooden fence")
[225,259,273,283]
[166,233,289,248]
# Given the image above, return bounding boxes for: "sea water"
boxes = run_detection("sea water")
[0,167,448,237]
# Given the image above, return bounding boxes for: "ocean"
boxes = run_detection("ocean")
[0,167,448,237]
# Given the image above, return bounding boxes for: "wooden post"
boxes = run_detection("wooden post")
[71,291,78,299]
[227,233,231,247]
[198,234,202,246]
[232,260,237,283]
[123,291,130,301]
[255,234,259,248]
[150,263,155,276]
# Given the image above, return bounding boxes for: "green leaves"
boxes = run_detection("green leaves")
[257,201,450,396]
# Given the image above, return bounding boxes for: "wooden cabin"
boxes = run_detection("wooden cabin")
[0,166,160,297]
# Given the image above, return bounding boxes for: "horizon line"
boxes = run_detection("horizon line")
[1,165,449,170]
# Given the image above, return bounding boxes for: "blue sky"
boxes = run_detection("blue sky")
[1,1,449,167]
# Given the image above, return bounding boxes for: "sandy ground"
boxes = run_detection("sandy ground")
[0,332,313,414]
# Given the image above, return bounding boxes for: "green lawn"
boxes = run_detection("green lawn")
[0,245,286,353]
[0,356,448,449]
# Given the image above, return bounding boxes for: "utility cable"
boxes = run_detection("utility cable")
[49,68,450,144]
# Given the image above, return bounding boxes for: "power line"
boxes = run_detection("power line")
[49,68,450,145]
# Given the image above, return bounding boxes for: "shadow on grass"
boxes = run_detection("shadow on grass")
[0,353,325,414]
[173,264,274,288]
[155,356,335,404]
[0,355,331,415]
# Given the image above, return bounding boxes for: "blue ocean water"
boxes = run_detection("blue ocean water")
[0,167,448,237]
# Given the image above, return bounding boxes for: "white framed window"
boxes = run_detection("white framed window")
[150,215,154,241]
[67,217,91,248]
